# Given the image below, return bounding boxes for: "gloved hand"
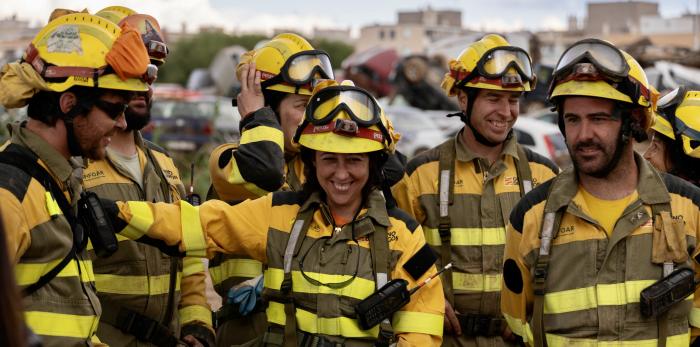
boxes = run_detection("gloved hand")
[227,274,263,316]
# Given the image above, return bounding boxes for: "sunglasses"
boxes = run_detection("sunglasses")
[93,99,128,120]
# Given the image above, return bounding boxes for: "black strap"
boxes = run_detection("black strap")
[437,139,456,306]
[0,146,82,296]
[100,299,179,347]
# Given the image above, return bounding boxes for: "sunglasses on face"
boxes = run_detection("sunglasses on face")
[93,99,129,120]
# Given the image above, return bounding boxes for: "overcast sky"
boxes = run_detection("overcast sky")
[0,0,696,35]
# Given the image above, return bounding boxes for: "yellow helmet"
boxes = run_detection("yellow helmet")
[95,6,136,25]
[237,33,334,96]
[441,34,534,96]
[24,13,149,92]
[655,86,700,158]
[548,38,658,130]
[293,80,399,153]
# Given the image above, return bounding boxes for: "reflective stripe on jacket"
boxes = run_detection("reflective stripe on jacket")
[1,123,101,346]
[110,189,445,345]
[502,155,700,345]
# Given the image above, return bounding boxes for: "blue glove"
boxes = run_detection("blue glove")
[226,275,263,316]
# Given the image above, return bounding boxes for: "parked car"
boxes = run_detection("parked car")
[384,105,448,158]
[144,94,239,152]
[513,116,570,168]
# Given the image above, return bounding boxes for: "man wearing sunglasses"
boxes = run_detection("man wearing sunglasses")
[501,39,700,346]
[0,13,150,346]
[392,34,559,346]
[84,9,214,347]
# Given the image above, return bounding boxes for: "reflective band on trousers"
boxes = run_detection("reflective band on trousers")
[267,302,378,338]
[504,313,534,343]
[25,311,98,338]
[545,332,689,346]
[264,268,375,300]
[452,273,501,292]
[181,201,207,257]
[122,201,154,240]
[392,311,444,336]
[424,227,506,246]
[542,280,686,314]
[210,258,262,285]
[179,304,213,326]
[16,259,94,286]
[94,273,181,295]
[239,126,284,148]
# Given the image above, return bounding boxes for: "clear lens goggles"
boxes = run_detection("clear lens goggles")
[553,38,629,81]
[307,86,380,126]
[657,86,686,115]
[282,50,334,85]
[146,40,168,61]
[479,46,533,81]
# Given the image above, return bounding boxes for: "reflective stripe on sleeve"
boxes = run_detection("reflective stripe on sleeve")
[183,257,206,277]
[392,311,443,335]
[179,305,213,326]
[16,259,93,286]
[210,258,263,285]
[424,227,506,246]
[504,313,533,343]
[239,126,284,148]
[94,273,181,295]
[25,311,98,338]
[120,201,154,240]
[180,201,207,257]
[227,156,269,197]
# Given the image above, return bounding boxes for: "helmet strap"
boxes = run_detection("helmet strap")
[461,88,501,147]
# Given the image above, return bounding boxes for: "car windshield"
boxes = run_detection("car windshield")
[151,100,219,119]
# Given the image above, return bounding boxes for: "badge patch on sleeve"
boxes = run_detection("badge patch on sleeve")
[403,244,437,280]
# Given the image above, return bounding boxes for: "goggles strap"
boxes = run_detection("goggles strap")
[25,43,107,80]
[301,122,385,143]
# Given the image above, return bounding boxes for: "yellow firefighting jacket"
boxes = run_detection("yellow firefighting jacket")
[83,132,212,346]
[392,131,558,320]
[108,188,445,345]
[502,154,700,346]
[0,123,102,346]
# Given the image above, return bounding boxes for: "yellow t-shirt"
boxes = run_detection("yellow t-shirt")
[579,186,639,237]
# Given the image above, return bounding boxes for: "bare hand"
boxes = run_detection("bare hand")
[181,335,204,347]
[237,62,265,118]
[502,325,516,342]
[444,300,462,336]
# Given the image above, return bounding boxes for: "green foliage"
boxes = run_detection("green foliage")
[158,32,266,85]
[310,38,355,70]
[158,32,355,86]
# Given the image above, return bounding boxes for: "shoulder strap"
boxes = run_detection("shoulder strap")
[0,146,81,296]
[650,200,672,347]
[370,221,394,346]
[515,145,534,196]
[437,138,456,305]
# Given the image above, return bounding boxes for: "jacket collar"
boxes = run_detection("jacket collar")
[455,128,519,163]
[9,121,78,184]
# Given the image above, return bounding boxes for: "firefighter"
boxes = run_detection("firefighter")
[391,33,559,346]
[0,13,150,346]
[501,38,700,346]
[102,80,445,346]
[643,86,700,187]
[205,32,333,346]
[85,8,214,347]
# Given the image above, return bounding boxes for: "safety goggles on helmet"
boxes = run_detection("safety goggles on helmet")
[656,86,686,116]
[293,85,391,146]
[146,40,168,62]
[456,46,534,88]
[553,38,629,81]
[261,50,333,89]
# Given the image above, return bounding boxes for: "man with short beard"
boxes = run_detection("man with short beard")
[501,39,700,346]
[82,10,214,347]
[392,34,559,346]
[0,12,150,346]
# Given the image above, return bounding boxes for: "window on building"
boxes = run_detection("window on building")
[390,30,395,39]
[379,30,384,40]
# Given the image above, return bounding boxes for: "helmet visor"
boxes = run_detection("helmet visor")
[284,50,334,85]
[307,86,380,126]
[554,39,628,81]
[480,47,533,81]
